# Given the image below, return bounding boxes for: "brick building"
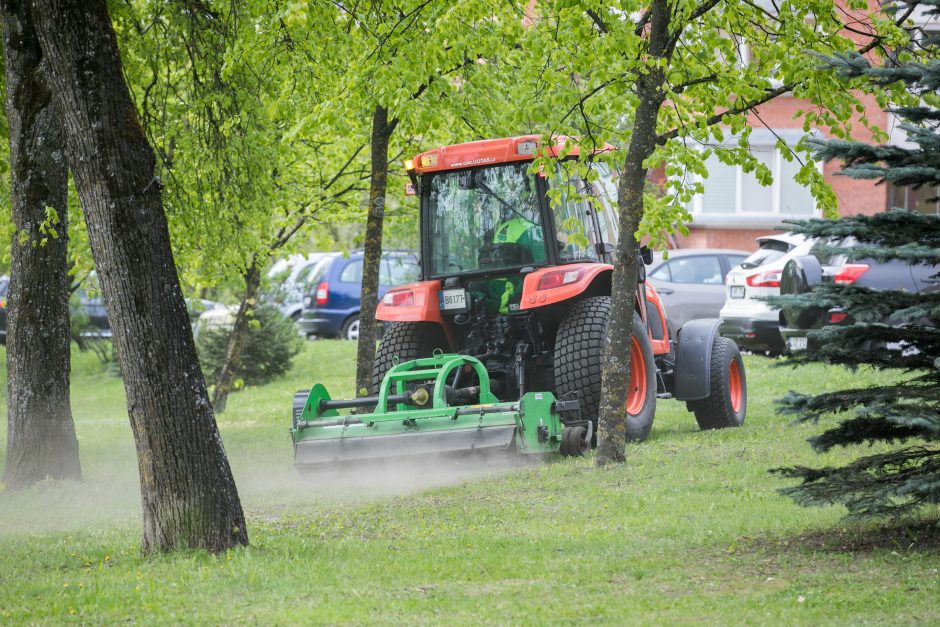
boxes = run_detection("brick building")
[673,4,939,252]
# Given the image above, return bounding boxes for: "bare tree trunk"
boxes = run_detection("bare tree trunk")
[211,260,261,413]
[595,0,669,466]
[30,0,247,553]
[2,0,79,489]
[354,105,397,394]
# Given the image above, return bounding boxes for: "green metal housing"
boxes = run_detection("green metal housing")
[291,354,572,467]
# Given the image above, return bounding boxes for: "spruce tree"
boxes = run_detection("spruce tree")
[772,2,940,521]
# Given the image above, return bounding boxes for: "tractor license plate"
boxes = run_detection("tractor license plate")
[788,336,808,352]
[439,288,468,312]
[730,286,745,299]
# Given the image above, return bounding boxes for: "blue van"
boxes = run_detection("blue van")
[298,251,420,340]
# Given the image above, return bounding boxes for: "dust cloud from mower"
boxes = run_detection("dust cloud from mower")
[0,447,527,536]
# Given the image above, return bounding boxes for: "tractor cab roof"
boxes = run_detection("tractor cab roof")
[409,135,615,174]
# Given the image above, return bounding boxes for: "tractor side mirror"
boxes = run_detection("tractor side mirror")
[640,245,653,265]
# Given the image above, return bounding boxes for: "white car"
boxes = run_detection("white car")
[267,253,331,321]
[719,232,813,355]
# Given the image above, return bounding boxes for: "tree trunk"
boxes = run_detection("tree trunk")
[595,0,669,466]
[211,260,261,413]
[29,0,247,553]
[354,105,397,394]
[2,0,80,489]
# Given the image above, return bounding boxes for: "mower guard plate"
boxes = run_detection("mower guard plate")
[294,423,517,467]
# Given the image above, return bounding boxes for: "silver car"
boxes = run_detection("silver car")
[647,248,750,339]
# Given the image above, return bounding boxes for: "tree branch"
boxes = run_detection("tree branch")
[586,8,608,33]
[657,1,920,145]
[657,82,792,145]
[664,0,722,58]
[671,73,718,94]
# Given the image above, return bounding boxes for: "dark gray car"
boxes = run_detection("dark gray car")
[779,239,940,352]
[647,248,750,338]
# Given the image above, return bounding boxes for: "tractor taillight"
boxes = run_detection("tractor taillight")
[537,269,583,290]
[315,282,329,305]
[382,289,414,307]
[745,271,781,288]
[833,264,869,285]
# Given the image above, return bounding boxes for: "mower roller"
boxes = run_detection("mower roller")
[291,352,591,467]
[291,135,747,470]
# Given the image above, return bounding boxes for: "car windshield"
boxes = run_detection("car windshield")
[426,162,546,276]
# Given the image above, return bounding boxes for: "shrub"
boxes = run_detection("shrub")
[197,304,303,387]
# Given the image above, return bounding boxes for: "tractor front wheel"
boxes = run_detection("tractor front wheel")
[554,296,657,443]
[687,336,747,429]
[371,322,448,394]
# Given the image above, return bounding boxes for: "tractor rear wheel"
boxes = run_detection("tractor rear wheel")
[554,296,657,443]
[687,336,746,429]
[371,322,448,394]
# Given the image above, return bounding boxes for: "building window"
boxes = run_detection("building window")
[686,132,820,225]
[887,183,940,215]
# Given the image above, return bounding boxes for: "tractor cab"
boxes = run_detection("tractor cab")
[412,137,620,318]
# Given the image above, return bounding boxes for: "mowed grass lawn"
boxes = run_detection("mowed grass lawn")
[0,340,938,625]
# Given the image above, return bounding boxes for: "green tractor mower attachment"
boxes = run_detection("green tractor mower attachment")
[291,352,591,468]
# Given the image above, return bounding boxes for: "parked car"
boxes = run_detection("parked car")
[778,239,940,352]
[297,251,420,340]
[719,232,814,355]
[267,253,329,321]
[0,273,219,343]
[647,248,750,339]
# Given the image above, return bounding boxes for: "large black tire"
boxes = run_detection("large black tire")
[554,296,657,443]
[780,255,824,329]
[687,336,747,429]
[371,321,448,394]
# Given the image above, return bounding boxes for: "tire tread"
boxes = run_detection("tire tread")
[691,336,746,429]
[371,322,447,394]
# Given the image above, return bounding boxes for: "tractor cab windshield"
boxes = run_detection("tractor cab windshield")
[425,160,621,279]
[426,162,546,277]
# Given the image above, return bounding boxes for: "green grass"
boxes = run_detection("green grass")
[0,342,938,625]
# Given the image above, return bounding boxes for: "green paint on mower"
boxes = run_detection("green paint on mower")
[290,353,590,468]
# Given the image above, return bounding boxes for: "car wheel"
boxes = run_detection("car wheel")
[341,316,360,341]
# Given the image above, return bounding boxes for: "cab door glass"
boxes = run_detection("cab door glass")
[589,161,620,246]
[385,256,420,285]
[379,260,392,287]
[548,164,600,262]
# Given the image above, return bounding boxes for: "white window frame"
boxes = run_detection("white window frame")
[686,129,823,227]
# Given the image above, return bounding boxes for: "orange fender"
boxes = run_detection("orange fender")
[643,283,671,356]
[375,280,444,325]
[519,263,613,310]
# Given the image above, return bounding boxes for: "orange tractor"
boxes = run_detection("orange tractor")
[291,136,746,467]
